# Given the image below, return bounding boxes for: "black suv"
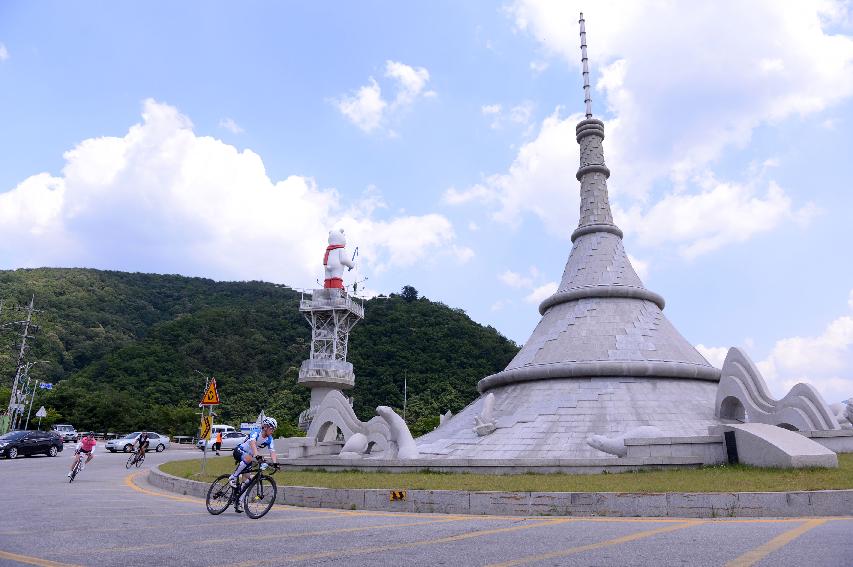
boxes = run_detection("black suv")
[0,430,64,459]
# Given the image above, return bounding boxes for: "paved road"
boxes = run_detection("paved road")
[1,445,852,567]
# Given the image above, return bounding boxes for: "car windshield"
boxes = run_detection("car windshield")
[0,431,27,441]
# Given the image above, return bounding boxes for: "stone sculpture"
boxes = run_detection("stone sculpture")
[439,410,453,426]
[715,347,841,431]
[339,432,369,459]
[829,401,853,429]
[473,393,497,436]
[586,426,664,457]
[377,406,420,459]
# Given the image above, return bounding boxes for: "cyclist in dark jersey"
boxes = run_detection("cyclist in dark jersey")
[136,431,150,459]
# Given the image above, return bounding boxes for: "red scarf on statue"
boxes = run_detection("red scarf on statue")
[323,244,345,265]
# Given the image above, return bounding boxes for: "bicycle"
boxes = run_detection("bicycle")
[68,455,85,482]
[205,457,280,519]
[125,450,145,469]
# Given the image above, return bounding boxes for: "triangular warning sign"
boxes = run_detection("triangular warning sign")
[200,378,220,405]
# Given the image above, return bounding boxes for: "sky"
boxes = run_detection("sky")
[1,1,852,404]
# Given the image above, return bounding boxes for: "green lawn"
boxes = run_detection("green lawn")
[160,453,853,493]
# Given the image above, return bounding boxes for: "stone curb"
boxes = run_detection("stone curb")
[148,466,853,518]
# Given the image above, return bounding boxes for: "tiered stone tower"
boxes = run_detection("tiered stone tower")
[416,14,721,459]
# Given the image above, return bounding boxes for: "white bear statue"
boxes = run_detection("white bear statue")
[323,229,355,289]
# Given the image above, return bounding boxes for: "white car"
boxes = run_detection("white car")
[105,432,170,453]
[197,431,247,451]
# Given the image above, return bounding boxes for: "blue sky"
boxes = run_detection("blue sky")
[1,1,852,403]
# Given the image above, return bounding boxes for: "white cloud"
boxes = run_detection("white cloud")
[626,253,649,280]
[508,1,853,197]
[218,118,244,134]
[530,60,549,73]
[0,43,8,61]
[499,270,533,288]
[447,1,852,253]
[335,61,434,134]
[617,178,820,259]
[695,344,728,368]
[468,221,479,231]
[525,281,558,304]
[481,101,535,130]
[336,78,387,133]
[701,292,853,403]
[0,99,463,286]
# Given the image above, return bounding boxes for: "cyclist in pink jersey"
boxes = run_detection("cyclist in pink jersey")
[68,432,96,477]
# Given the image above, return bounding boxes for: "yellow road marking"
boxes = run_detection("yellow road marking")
[724,519,828,567]
[484,520,703,567]
[229,518,575,567]
[123,471,204,504]
[77,516,468,555]
[0,550,81,567]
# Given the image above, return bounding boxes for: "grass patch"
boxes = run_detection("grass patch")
[160,453,853,493]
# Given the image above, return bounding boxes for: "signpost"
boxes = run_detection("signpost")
[197,375,220,474]
[35,406,46,430]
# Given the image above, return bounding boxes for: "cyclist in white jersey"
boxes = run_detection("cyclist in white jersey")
[228,417,278,488]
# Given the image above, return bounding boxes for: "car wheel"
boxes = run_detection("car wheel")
[123,444,133,453]
[156,444,165,452]
[48,446,58,457]
[108,449,116,453]
[8,447,18,459]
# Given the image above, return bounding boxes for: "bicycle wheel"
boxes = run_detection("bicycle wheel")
[126,454,136,469]
[206,474,235,515]
[135,453,145,468]
[69,461,81,482]
[244,475,277,519]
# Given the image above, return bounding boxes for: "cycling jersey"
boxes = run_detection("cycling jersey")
[77,437,96,453]
[235,431,275,456]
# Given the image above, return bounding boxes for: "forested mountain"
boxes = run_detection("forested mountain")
[0,269,518,437]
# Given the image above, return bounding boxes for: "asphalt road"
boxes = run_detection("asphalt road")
[1,443,852,567]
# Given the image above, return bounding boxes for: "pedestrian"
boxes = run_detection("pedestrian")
[213,430,222,455]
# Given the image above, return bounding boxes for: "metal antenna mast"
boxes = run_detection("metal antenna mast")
[579,12,593,118]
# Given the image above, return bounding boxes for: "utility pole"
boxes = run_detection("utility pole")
[7,296,39,430]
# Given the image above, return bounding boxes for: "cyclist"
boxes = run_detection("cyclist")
[68,432,96,477]
[135,431,150,460]
[228,417,278,491]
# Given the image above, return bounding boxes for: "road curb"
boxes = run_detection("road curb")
[147,466,853,518]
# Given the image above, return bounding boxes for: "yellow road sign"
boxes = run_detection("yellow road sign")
[200,415,212,440]
[389,490,407,501]
[200,378,220,405]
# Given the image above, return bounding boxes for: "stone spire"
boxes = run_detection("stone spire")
[477,13,718,393]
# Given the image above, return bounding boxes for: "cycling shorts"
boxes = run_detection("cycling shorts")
[75,448,92,455]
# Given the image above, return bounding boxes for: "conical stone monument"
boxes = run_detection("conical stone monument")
[417,15,721,460]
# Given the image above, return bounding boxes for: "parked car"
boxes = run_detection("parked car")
[197,430,247,451]
[105,432,170,453]
[52,424,78,443]
[0,430,64,459]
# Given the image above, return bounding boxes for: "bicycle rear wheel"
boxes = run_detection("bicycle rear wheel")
[206,474,235,515]
[126,454,135,469]
[244,475,277,519]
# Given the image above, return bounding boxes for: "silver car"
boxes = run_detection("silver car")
[197,431,247,451]
[105,432,170,453]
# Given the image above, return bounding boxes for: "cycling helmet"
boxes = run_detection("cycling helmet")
[261,417,278,430]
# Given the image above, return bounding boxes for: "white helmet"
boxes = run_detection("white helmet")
[262,417,278,430]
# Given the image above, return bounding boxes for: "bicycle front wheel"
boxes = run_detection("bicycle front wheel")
[244,475,277,519]
[135,453,145,468]
[206,474,235,515]
[126,454,135,469]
